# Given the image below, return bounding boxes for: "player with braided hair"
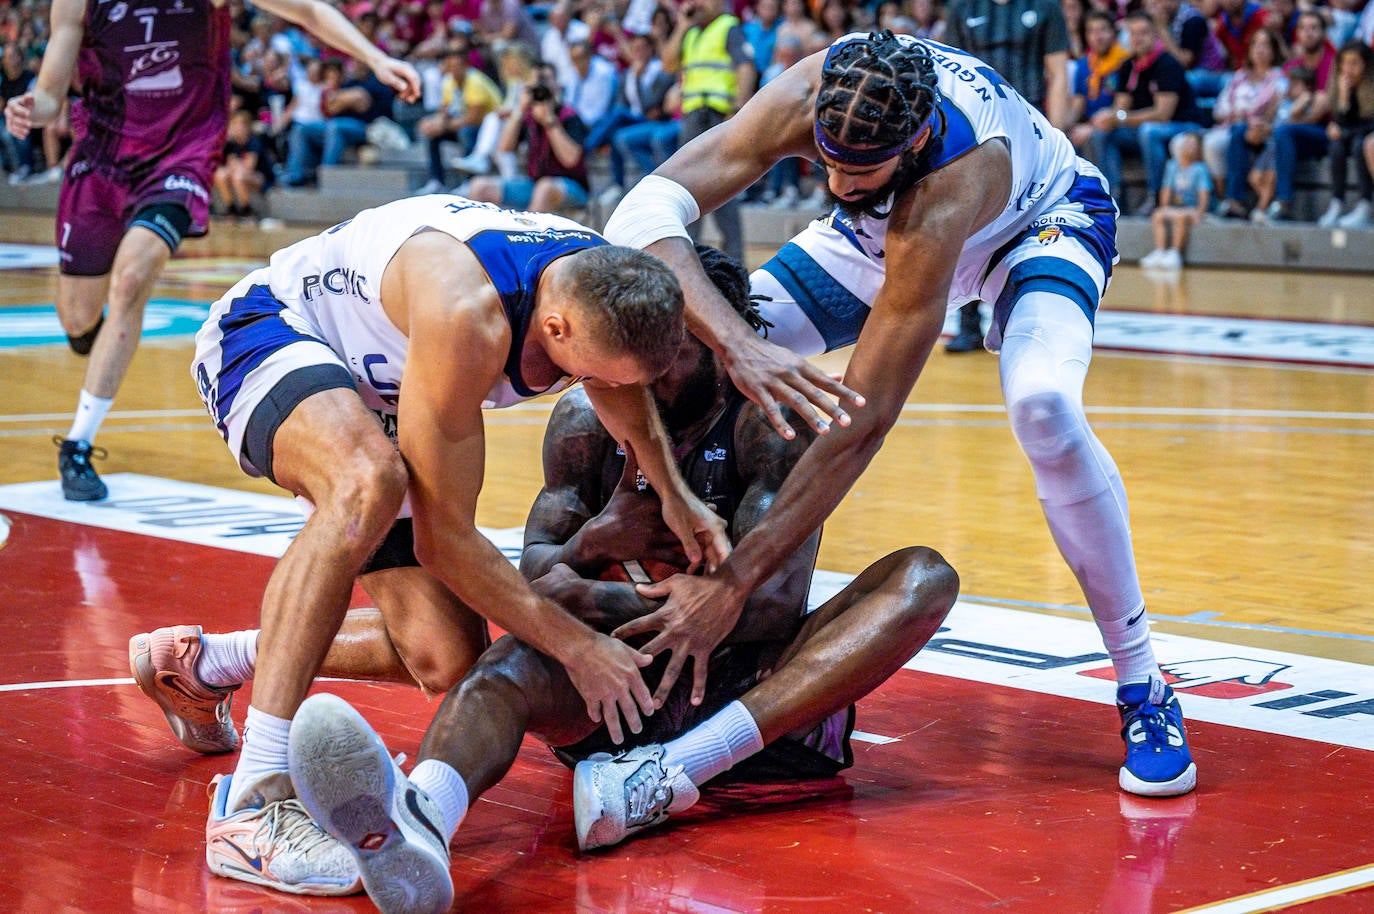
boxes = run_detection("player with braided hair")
[816,32,939,149]
[603,29,1198,799]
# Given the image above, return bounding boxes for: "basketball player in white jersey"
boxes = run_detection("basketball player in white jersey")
[603,30,1197,798]
[150,195,729,895]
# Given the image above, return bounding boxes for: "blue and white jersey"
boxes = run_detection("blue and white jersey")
[821,33,1081,306]
[257,195,605,411]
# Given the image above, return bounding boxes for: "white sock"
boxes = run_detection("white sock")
[67,389,113,445]
[228,706,292,811]
[409,758,469,841]
[1097,603,1161,686]
[661,700,764,786]
[197,630,259,688]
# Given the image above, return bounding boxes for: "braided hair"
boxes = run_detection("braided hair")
[815,30,941,159]
[695,244,772,334]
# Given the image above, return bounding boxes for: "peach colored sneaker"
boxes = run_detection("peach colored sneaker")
[129,625,239,754]
[205,773,362,896]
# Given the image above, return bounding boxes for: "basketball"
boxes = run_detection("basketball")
[598,557,693,584]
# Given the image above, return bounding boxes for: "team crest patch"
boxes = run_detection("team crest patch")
[1036,226,1062,245]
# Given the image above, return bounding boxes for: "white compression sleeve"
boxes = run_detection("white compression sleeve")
[601,174,701,250]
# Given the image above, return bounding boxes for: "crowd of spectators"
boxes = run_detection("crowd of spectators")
[2,0,1374,231]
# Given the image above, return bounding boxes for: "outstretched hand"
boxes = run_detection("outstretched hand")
[723,332,865,440]
[373,56,422,103]
[612,571,746,707]
[563,631,657,745]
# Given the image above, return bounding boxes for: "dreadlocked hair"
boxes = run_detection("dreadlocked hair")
[816,30,940,150]
[694,244,771,334]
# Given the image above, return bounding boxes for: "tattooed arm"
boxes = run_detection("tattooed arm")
[522,390,687,579]
[522,390,667,631]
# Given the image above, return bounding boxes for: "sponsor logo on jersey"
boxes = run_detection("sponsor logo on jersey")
[302,267,371,302]
[505,229,599,244]
[130,44,181,80]
[702,447,728,462]
[162,174,209,203]
[1036,226,1062,245]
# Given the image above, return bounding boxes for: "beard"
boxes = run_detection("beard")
[656,344,726,433]
[825,147,927,221]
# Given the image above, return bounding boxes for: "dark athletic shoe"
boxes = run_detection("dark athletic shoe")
[56,436,108,501]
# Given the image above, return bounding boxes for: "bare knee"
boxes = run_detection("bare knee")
[401,631,487,694]
[886,545,959,626]
[465,177,503,203]
[314,449,408,552]
[448,638,542,708]
[107,259,157,313]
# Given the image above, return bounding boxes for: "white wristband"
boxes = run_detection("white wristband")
[602,174,702,250]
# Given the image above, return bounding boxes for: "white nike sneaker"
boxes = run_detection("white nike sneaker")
[573,744,700,851]
[205,772,363,895]
[288,694,453,914]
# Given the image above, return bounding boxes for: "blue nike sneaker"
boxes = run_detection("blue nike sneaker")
[1116,680,1197,797]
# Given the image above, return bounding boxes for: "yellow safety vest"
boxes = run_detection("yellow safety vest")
[681,15,740,115]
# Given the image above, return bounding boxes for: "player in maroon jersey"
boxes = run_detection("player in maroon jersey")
[3,0,419,503]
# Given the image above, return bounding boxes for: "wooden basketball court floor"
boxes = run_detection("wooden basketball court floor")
[1,213,1372,913]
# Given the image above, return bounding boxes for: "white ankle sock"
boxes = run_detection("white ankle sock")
[409,758,469,841]
[661,700,763,786]
[67,389,113,445]
[228,706,292,811]
[1097,603,1161,686]
[197,630,259,688]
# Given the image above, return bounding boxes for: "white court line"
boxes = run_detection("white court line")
[3,403,1372,424]
[1176,863,1374,913]
[15,417,1374,439]
[0,675,909,745]
[0,677,134,692]
[888,418,1374,437]
[0,674,919,745]
[0,409,208,423]
[851,730,899,745]
[0,423,214,438]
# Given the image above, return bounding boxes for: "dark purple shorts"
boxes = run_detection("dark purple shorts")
[551,641,856,780]
[55,161,212,276]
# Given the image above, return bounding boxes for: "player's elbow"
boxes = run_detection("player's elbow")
[410,517,452,572]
